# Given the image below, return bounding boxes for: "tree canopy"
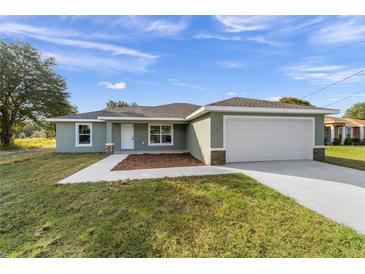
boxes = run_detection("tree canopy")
[279,97,312,106]
[344,102,365,120]
[0,41,76,146]
[106,100,138,109]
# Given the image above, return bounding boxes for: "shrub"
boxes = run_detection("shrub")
[352,138,361,145]
[344,138,353,145]
[332,138,341,145]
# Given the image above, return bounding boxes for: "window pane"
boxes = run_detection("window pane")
[161,125,171,134]
[162,135,171,143]
[79,125,90,134]
[150,134,160,144]
[79,134,90,144]
[150,126,160,134]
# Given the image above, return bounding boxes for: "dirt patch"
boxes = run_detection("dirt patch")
[112,153,204,171]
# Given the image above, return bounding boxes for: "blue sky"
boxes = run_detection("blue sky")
[1,16,365,115]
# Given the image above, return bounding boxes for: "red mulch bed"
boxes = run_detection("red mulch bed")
[112,153,204,171]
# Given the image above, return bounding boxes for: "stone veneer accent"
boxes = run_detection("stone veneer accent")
[313,147,325,161]
[211,150,226,165]
[106,143,114,154]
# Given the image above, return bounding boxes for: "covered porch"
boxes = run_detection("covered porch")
[324,117,365,145]
[103,120,188,154]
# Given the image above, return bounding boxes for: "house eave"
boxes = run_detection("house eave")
[46,118,104,122]
[186,106,340,120]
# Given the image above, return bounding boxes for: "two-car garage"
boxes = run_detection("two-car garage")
[224,116,314,163]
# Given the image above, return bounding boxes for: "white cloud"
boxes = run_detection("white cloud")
[43,52,153,73]
[227,91,237,96]
[98,81,127,90]
[283,59,365,85]
[214,16,281,32]
[328,92,365,101]
[194,33,241,41]
[114,16,188,37]
[194,32,286,47]
[0,23,158,60]
[266,96,282,101]
[215,61,244,69]
[167,78,205,91]
[311,16,365,45]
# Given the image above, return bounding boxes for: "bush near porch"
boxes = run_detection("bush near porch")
[1,149,365,258]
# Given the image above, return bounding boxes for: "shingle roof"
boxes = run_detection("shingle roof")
[208,97,324,109]
[56,103,201,119]
[325,116,365,126]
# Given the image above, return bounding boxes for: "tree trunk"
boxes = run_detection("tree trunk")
[0,123,12,146]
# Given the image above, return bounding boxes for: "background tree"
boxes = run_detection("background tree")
[106,100,138,109]
[0,41,76,146]
[279,97,312,106]
[344,102,365,120]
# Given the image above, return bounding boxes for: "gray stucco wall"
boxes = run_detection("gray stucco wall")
[210,112,325,148]
[132,123,186,151]
[56,122,187,153]
[56,122,106,152]
[186,114,211,164]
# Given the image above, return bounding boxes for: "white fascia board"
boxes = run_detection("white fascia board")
[46,118,104,122]
[185,106,208,120]
[97,116,186,121]
[187,106,339,120]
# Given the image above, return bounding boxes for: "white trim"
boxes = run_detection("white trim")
[47,118,103,122]
[98,116,185,121]
[314,145,325,148]
[210,147,225,151]
[105,143,114,146]
[186,105,339,120]
[223,115,315,161]
[75,123,92,147]
[148,123,174,146]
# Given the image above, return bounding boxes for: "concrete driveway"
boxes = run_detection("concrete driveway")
[225,160,365,234]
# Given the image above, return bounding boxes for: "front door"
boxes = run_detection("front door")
[121,124,134,149]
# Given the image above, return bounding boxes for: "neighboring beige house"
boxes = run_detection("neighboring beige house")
[324,116,365,144]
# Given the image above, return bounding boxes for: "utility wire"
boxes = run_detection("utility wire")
[301,68,365,99]
[325,89,365,107]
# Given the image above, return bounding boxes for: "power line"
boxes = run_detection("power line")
[325,89,365,107]
[301,68,365,99]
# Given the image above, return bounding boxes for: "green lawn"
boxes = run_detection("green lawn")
[0,138,56,150]
[325,146,365,171]
[1,150,365,258]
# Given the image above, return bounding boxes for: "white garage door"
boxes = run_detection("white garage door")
[224,116,314,163]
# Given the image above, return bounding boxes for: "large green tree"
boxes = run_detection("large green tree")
[0,41,76,146]
[344,102,365,120]
[279,97,312,106]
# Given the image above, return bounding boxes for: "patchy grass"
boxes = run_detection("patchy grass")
[1,150,365,258]
[0,138,56,151]
[325,146,365,171]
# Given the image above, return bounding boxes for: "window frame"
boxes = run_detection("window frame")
[346,127,352,138]
[75,123,93,147]
[148,124,174,146]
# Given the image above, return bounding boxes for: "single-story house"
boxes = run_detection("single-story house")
[324,116,365,144]
[47,97,339,165]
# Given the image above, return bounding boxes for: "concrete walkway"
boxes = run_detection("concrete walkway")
[58,154,236,184]
[225,160,365,234]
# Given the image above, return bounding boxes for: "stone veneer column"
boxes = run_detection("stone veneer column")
[211,150,226,165]
[105,121,114,154]
[313,147,325,161]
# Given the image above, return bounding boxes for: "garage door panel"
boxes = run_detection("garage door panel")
[225,117,313,162]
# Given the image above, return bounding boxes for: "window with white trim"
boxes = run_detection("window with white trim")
[149,124,173,145]
[76,123,92,146]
